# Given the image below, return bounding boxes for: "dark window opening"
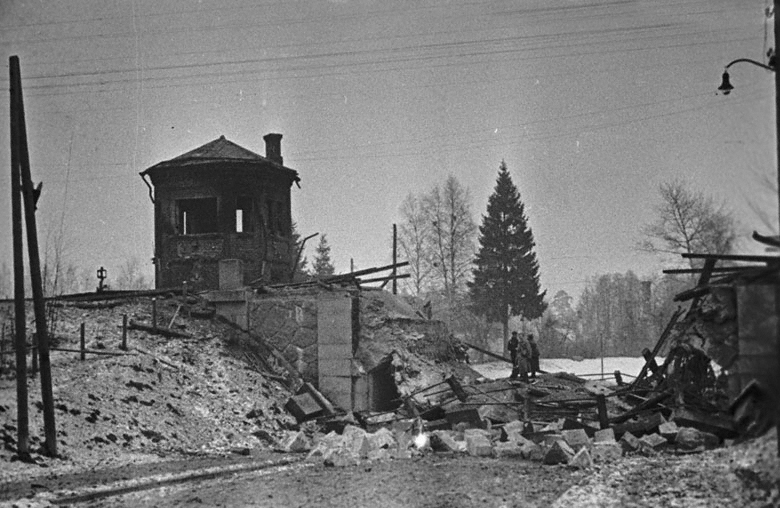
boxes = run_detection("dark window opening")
[236,196,254,233]
[177,198,218,235]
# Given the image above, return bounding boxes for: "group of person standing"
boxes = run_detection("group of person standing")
[508,331,540,382]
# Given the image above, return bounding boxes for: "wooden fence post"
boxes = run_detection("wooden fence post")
[152,298,157,330]
[80,323,85,361]
[121,314,128,350]
[596,394,609,429]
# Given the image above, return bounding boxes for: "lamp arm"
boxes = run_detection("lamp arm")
[724,58,775,72]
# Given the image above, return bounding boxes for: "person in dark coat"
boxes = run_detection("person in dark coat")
[508,331,519,379]
[516,333,531,382]
[528,334,540,379]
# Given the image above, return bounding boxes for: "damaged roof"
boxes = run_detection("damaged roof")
[140,135,299,183]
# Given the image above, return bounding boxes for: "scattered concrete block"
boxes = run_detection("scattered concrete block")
[279,431,310,453]
[493,441,524,458]
[639,433,667,450]
[367,427,396,451]
[523,442,545,461]
[543,440,575,465]
[342,424,367,441]
[284,393,323,422]
[478,404,519,424]
[306,442,328,461]
[675,426,703,449]
[446,406,487,429]
[594,428,615,443]
[348,433,371,459]
[465,432,493,457]
[562,418,598,438]
[619,431,640,452]
[430,431,461,453]
[542,433,564,447]
[502,420,525,437]
[463,428,491,439]
[561,428,590,451]
[675,426,719,450]
[591,442,623,463]
[568,447,593,469]
[659,421,679,441]
[702,431,720,449]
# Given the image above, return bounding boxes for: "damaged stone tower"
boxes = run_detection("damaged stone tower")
[140,134,300,290]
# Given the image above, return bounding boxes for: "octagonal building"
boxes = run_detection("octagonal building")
[140,133,300,290]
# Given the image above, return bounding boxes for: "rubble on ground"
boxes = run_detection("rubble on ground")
[1,280,777,501]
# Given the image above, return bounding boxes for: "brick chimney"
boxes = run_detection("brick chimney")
[263,133,283,165]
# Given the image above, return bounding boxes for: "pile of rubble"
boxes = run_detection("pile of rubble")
[274,406,726,470]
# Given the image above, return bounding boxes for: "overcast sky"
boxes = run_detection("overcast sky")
[0,0,775,299]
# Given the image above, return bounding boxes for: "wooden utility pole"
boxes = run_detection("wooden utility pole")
[392,224,397,295]
[11,55,57,457]
[9,55,29,457]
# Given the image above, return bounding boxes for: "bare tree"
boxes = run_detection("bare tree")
[398,193,433,295]
[115,257,151,290]
[423,175,477,297]
[638,180,739,268]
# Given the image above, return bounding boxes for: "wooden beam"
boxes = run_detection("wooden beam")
[357,273,411,284]
[663,266,762,274]
[682,252,780,263]
[463,342,512,363]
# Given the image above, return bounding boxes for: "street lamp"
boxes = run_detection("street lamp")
[718,58,775,95]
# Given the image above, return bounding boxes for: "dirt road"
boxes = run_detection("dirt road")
[54,454,580,508]
[4,442,772,508]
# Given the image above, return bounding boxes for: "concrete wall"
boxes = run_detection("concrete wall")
[316,292,356,411]
[246,290,321,383]
[734,284,779,400]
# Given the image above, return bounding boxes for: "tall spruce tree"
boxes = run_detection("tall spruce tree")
[312,234,335,277]
[468,161,547,351]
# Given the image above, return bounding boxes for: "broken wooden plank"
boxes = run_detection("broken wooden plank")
[611,390,671,425]
[357,273,411,284]
[612,411,665,439]
[132,346,182,370]
[672,407,737,439]
[128,320,191,339]
[681,252,780,263]
[49,347,134,357]
[463,342,512,363]
[631,308,684,388]
[303,382,336,415]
